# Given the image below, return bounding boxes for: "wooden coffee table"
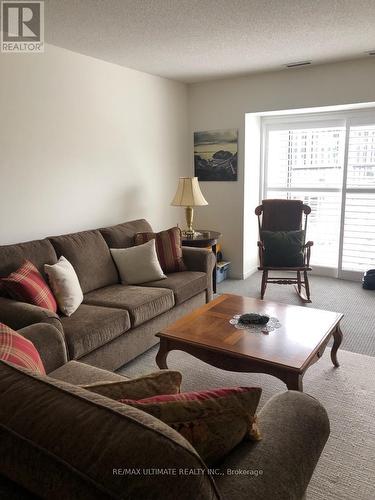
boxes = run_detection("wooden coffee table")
[156,294,343,391]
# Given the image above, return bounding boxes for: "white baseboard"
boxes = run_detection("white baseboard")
[229,267,258,280]
[227,265,362,282]
[310,266,338,278]
[243,267,258,280]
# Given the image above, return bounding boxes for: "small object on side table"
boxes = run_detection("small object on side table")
[181,230,222,293]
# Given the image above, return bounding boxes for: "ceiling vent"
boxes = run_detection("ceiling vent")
[285,61,312,68]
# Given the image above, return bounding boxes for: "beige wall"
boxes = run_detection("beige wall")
[2,47,375,277]
[188,58,375,278]
[0,44,189,244]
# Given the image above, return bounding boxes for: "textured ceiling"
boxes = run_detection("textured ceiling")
[45,0,375,82]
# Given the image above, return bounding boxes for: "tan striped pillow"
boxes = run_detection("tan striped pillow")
[134,227,186,273]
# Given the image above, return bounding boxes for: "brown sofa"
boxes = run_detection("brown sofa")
[0,219,215,370]
[0,323,330,500]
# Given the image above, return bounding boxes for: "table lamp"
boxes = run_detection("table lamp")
[171,177,208,236]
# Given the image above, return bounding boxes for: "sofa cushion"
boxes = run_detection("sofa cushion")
[49,230,119,293]
[141,271,208,305]
[49,360,128,385]
[60,304,131,359]
[83,284,175,327]
[0,362,220,500]
[100,219,153,249]
[0,239,57,285]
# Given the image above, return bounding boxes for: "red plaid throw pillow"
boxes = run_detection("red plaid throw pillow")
[0,322,46,374]
[134,227,186,273]
[1,260,57,312]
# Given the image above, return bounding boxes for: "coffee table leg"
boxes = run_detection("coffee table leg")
[285,372,303,391]
[156,339,169,369]
[331,324,343,367]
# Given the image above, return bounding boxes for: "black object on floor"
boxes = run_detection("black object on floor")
[363,270,375,290]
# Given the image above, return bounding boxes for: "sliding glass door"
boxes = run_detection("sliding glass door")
[262,112,375,279]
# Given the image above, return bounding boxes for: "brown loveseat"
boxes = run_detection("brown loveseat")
[0,323,330,500]
[0,219,215,370]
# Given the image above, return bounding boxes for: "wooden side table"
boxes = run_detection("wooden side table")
[181,230,222,293]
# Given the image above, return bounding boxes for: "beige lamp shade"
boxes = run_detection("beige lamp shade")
[171,177,208,207]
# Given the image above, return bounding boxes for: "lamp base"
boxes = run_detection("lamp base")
[185,206,195,236]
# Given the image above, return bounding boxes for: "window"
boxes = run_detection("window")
[262,112,375,277]
[342,125,375,273]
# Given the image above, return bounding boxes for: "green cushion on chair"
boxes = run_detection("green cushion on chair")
[262,230,305,267]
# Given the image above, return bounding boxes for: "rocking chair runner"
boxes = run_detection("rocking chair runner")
[255,199,313,303]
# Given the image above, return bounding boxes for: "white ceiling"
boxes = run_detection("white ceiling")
[45,0,375,83]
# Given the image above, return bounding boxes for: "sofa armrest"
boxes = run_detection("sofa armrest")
[0,297,63,333]
[182,247,216,273]
[18,323,68,374]
[0,362,221,500]
[182,247,216,301]
[215,391,330,500]
[0,474,34,500]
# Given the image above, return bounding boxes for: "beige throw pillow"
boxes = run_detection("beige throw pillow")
[110,239,166,285]
[45,256,83,316]
[81,370,182,400]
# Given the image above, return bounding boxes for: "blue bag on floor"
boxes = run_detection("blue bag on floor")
[362,270,375,290]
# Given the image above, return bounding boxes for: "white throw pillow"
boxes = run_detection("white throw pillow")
[110,239,166,285]
[44,256,83,316]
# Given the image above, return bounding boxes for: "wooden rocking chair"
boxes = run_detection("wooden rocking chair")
[255,199,313,303]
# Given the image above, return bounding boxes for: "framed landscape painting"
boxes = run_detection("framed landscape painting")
[194,128,238,181]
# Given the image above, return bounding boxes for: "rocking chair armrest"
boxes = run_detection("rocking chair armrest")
[303,241,313,267]
[257,241,265,267]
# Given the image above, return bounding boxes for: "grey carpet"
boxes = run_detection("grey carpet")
[218,272,375,357]
[119,346,375,500]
